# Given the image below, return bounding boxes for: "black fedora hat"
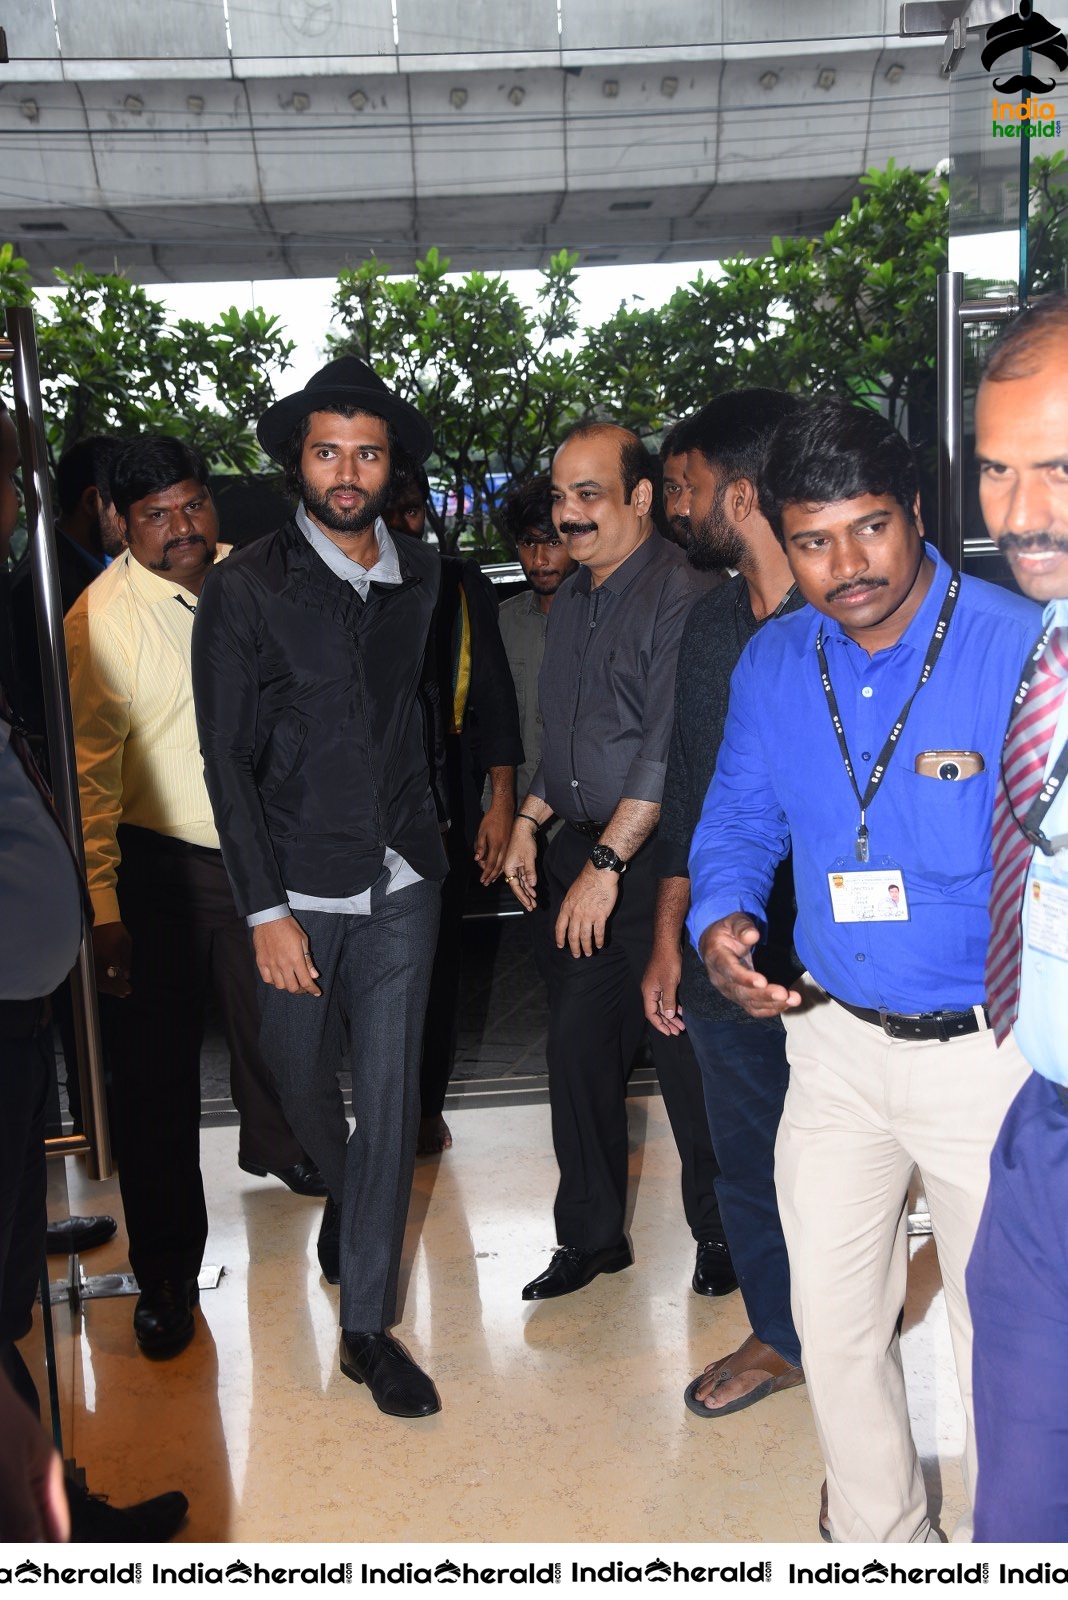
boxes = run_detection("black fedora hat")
[257,356,434,464]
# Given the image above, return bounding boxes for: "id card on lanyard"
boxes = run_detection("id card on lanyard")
[1028,861,1068,963]
[818,571,961,924]
[828,863,910,923]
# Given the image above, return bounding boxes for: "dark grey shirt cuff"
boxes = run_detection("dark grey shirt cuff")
[621,757,667,805]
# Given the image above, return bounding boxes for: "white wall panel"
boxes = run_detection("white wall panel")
[227,0,396,63]
[410,70,564,200]
[398,0,558,58]
[52,0,229,62]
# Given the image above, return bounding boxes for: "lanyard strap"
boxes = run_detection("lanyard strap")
[1003,626,1068,857]
[815,571,961,863]
[732,580,799,651]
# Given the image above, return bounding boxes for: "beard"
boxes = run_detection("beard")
[527,569,565,594]
[301,476,392,535]
[687,483,745,572]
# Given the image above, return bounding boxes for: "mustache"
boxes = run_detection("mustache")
[825,578,889,602]
[559,520,597,535]
[991,73,1059,93]
[163,534,206,553]
[999,532,1068,555]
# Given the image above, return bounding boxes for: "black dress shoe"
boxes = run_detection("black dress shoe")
[238,1154,328,1197]
[318,1195,340,1284]
[692,1239,739,1297]
[133,1279,199,1359]
[46,1215,117,1255]
[67,1481,189,1542]
[521,1240,633,1300]
[339,1331,440,1417]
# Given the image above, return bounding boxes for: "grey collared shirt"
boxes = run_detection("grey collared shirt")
[248,506,420,925]
[529,532,713,825]
[497,587,549,803]
[294,503,403,596]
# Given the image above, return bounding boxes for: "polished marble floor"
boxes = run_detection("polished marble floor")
[29,1097,966,1546]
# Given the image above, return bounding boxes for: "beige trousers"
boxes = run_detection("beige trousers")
[777,979,1029,1544]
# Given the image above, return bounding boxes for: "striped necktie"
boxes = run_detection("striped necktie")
[987,626,1068,1042]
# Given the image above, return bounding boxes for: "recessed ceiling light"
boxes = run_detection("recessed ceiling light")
[19,98,39,121]
[759,71,779,91]
[817,67,836,90]
[349,89,368,111]
[602,79,620,98]
[660,76,678,98]
[186,95,205,114]
[124,95,144,114]
[885,63,905,84]
[449,86,468,109]
[292,92,310,113]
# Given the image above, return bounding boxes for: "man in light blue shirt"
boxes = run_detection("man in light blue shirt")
[967,295,1068,1542]
[687,401,1038,1543]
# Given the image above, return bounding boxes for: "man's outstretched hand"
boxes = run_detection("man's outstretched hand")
[698,912,802,1019]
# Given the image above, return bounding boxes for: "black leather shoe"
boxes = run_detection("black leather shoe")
[46,1215,117,1255]
[692,1239,739,1297]
[318,1195,340,1284]
[67,1481,189,1542]
[521,1240,633,1300]
[339,1331,440,1417]
[238,1154,328,1197]
[133,1279,199,1359]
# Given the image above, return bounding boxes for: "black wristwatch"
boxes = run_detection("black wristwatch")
[590,844,627,874]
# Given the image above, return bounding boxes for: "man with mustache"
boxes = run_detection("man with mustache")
[966,294,1068,1541]
[192,360,448,1417]
[503,423,729,1302]
[642,390,807,1421]
[65,436,320,1361]
[687,400,1038,1542]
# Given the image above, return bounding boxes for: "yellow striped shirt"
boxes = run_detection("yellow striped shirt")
[64,546,230,924]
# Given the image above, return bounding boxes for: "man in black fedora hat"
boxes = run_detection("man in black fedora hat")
[191,358,449,1416]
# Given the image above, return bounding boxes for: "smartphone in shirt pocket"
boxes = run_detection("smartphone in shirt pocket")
[914,750,985,782]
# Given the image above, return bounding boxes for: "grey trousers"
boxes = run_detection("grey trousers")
[257,877,440,1331]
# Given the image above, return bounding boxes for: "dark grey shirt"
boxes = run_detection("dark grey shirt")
[0,721,83,1000]
[656,575,806,1022]
[530,532,712,824]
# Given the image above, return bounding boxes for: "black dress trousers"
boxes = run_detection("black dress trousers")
[111,825,303,1286]
[543,823,723,1252]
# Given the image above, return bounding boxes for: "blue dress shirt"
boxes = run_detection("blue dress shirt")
[1015,595,1068,1086]
[687,546,1040,1014]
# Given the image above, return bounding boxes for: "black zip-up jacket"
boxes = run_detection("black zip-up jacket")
[191,517,448,920]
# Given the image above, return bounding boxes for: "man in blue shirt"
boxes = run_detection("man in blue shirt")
[687,401,1038,1543]
[967,295,1068,1542]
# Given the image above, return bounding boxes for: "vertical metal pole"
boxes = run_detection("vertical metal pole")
[1019,43,1032,302]
[6,305,112,1179]
[937,271,965,572]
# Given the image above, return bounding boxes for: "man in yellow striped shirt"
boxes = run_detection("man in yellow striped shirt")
[64,437,318,1360]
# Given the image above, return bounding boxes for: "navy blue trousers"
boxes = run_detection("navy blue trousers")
[968,1069,1068,1542]
[684,1012,801,1366]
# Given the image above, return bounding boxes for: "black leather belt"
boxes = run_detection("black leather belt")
[835,998,989,1043]
[567,820,607,840]
[117,823,220,861]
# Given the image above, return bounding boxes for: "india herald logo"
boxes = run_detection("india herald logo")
[982,0,1068,92]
